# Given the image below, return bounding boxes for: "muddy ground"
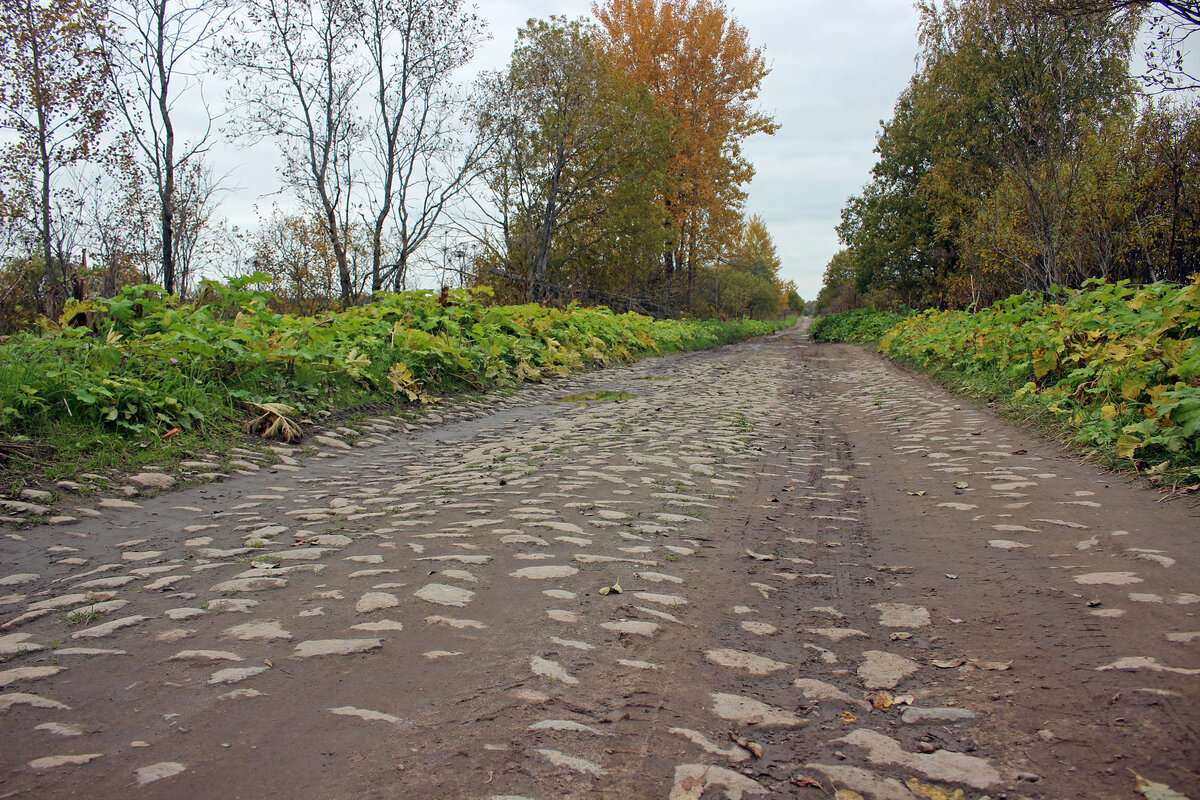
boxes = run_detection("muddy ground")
[0,322,1197,799]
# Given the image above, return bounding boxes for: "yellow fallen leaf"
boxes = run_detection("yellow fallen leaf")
[598,580,622,596]
[866,690,895,709]
[834,789,866,800]
[839,711,857,722]
[907,490,927,496]
[931,658,966,669]
[906,777,966,800]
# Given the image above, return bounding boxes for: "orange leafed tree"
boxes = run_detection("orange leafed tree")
[593,0,778,302]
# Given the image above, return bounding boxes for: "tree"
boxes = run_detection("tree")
[353,0,487,295]
[726,214,781,281]
[918,0,1140,294]
[0,0,109,317]
[105,0,231,297]
[472,16,672,303]
[222,0,364,304]
[1045,1,1199,90]
[593,0,778,301]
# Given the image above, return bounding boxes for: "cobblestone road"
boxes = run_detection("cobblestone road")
[1,323,1197,799]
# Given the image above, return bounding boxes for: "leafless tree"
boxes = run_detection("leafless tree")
[353,0,488,296]
[222,0,364,303]
[105,0,231,296]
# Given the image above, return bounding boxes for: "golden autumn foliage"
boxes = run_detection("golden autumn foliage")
[593,0,778,294]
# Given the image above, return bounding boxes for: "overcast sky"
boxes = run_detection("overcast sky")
[213,2,926,300]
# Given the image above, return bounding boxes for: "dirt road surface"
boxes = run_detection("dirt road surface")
[1,323,1198,799]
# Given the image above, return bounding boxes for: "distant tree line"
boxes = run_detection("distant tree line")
[0,0,797,333]
[817,0,1200,314]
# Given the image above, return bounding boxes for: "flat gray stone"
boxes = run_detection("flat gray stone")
[833,729,1000,789]
[355,592,399,614]
[710,692,803,727]
[902,707,977,724]
[135,761,186,785]
[858,650,920,689]
[413,583,474,607]
[293,638,383,658]
[705,649,789,675]
[669,764,766,799]
[872,602,931,628]
[210,577,287,593]
[509,565,578,580]
[71,615,148,639]
[129,473,175,489]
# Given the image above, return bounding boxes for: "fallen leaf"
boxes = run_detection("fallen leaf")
[839,711,857,722]
[890,631,913,641]
[906,777,966,800]
[731,733,764,758]
[1132,770,1191,800]
[744,548,778,562]
[783,486,795,492]
[792,776,823,789]
[968,659,1012,671]
[931,658,966,669]
[1011,449,1027,455]
[866,690,895,709]
[674,776,705,800]
[907,490,927,496]
[598,580,622,596]
[263,659,273,668]
[954,482,969,490]
[161,427,181,440]
[834,789,866,800]
[893,694,915,705]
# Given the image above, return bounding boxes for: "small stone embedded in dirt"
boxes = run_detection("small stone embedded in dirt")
[858,650,921,689]
[413,583,474,607]
[28,753,104,770]
[872,602,931,628]
[704,648,789,675]
[901,707,978,724]
[710,692,804,727]
[833,729,1000,789]
[135,761,186,785]
[601,620,659,636]
[129,473,176,489]
[509,565,578,580]
[293,639,383,658]
[669,763,767,799]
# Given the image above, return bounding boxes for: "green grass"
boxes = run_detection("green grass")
[811,308,911,343]
[880,279,1200,481]
[0,275,792,489]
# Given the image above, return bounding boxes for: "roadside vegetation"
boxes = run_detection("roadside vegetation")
[0,275,791,487]
[815,279,1200,481]
[810,309,911,344]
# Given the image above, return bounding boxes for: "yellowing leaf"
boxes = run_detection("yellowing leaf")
[906,778,966,800]
[1122,378,1147,401]
[1116,435,1140,459]
[839,711,857,722]
[1101,404,1117,420]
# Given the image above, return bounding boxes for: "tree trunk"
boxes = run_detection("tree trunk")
[157,0,176,295]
